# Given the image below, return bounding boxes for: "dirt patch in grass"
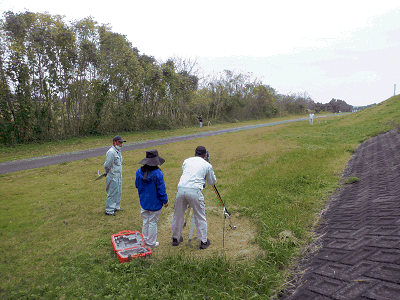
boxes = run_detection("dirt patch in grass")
[149,206,265,261]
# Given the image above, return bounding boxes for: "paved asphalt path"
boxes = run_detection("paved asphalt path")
[282,129,400,300]
[1,116,326,175]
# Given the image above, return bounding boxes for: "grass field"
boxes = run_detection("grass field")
[1,96,399,299]
[0,114,313,163]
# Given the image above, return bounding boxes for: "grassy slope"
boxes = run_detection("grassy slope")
[1,97,399,299]
[0,114,310,163]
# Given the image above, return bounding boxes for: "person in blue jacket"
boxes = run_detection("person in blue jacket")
[135,149,169,249]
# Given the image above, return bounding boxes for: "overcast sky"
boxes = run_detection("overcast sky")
[1,1,399,106]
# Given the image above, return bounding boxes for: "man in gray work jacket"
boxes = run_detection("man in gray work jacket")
[171,146,217,249]
[104,135,126,216]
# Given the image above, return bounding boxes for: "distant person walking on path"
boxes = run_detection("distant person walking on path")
[171,146,217,249]
[198,115,203,127]
[309,112,314,125]
[135,149,169,249]
[104,135,126,216]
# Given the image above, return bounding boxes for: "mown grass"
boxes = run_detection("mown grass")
[0,114,314,163]
[1,96,400,299]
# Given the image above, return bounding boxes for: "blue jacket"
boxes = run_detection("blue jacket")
[135,168,168,211]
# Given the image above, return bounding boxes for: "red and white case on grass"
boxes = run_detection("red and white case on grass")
[111,230,152,263]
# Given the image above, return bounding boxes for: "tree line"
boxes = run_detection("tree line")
[0,11,353,146]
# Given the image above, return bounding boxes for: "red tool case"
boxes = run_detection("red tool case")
[111,230,152,263]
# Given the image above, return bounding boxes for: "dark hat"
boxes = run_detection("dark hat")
[195,146,207,156]
[113,135,126,142]
[139,149,165,166]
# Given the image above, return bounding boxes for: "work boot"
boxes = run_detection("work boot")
[200,239,211,249]
[146,242,159,249]
[172,237,183,246]
[104,211,116,216]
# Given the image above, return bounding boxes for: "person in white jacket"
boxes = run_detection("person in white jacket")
[171,146,217,249]
[104,135,126,216]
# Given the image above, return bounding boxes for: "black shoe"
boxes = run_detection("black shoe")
[172,237,183,246]
[105,211,116,216]
[200,239,211,249]
[115,208,124,212]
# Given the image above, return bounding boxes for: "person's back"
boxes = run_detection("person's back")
[136,166,167,211]
[178,156,215,190]
[171,146,216,249]
[135,149,168,249]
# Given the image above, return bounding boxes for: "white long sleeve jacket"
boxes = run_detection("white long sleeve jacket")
[177,156,217,190]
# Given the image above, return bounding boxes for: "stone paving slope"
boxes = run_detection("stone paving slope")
[284,129,400,300]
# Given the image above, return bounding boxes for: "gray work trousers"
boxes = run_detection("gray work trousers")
[105,174,122,213]
[172,187,207,243]
[141,208,162,247]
